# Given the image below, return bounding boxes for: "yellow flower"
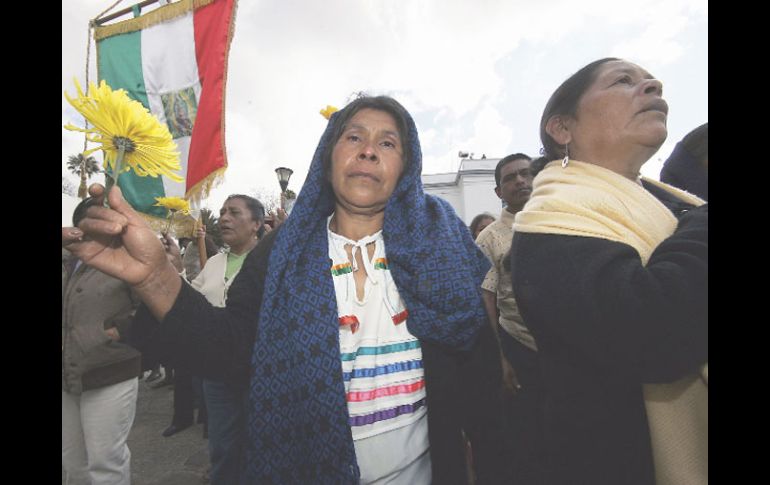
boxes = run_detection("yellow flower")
[154,196,191,215]
[319,105,339,120]
[64,79,183,182]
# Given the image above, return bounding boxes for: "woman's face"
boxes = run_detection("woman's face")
[565,60,668,166]
[329,108,405,214]
[219,198,259,250]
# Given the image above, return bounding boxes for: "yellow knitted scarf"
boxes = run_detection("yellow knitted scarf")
[514,160,708,485]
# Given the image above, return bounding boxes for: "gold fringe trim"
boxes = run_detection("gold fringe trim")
[185,166,227,206]
[180,0,235,208]
[139,211,198,238]
[218,0,239,176]
[94,0,217,41]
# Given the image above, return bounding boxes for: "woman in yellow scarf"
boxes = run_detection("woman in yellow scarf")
[511,58,707,485]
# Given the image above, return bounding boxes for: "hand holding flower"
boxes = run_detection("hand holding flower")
[62,183,183,321]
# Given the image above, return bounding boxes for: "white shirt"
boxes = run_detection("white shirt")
[327,217,431,484]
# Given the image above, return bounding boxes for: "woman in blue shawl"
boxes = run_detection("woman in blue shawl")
[63,95,506,484]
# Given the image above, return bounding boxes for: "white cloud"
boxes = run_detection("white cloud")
[62,0,707,212]
[640,140,678,180]
[419,128,438,151]
[611,15,690,67]
[457,103,514,160]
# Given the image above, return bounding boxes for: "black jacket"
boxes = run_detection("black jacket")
[660,142,708,201]
[510,184,707,485]
[134,228,508,484]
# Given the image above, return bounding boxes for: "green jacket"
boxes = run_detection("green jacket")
[62,249,142,394]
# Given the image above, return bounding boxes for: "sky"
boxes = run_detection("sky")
[62,0,708,223]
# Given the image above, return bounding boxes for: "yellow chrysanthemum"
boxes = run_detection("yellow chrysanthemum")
[320,105,339,120]
[64,79,183,182]
[154,196,191,215]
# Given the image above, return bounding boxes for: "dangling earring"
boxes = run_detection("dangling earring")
[562,144,570,168]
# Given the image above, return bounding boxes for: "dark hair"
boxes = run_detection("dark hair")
[72,197,96,227]
[469,212,495,239]
[679,123,708,165]
[494,153,532,187]
[322,95,411,177]
[538,57,620,173]
[225,194,266,238]
[529,156,551,176]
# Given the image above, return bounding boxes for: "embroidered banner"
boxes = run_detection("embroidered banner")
[94,0,237,233]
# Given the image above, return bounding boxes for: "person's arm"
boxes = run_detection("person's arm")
[62,184,275,382]
[270,208,288,229]
[476,231,501,341]
[477,232,518,394]
[512,205,708,382]
[482,289,518,393]
[137,228,278,382]
[196,223,209,269]
[481,289,499,338]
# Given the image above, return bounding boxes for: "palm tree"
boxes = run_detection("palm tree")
[67,153,101,198]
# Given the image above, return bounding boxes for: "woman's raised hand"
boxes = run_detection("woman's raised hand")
[62,184,171,288]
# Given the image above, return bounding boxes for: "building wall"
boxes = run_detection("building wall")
[459,173,503,223]
[422,158,502,226]
[424,186,462,215]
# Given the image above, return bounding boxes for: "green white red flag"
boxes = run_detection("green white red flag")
[94,0,237,232]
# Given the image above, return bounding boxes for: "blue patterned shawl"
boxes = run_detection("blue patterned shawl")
[242,102,490,484]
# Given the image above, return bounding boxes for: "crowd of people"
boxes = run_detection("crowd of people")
[62,57,707,485]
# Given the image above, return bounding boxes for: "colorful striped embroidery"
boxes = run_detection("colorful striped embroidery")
[374,258,388,270]
[331,262,353,276]
[342,359,424,381]
[339,315,360,333]
[340,341,421,361]
[347,379,425,402]
[349,398,426,427]
[338,309,408,332]
[391,309,409,325]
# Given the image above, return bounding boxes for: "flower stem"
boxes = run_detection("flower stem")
[165,211,175,234]
[104,144,126,208]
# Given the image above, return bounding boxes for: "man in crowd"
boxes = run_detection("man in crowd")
[476,153,543,484]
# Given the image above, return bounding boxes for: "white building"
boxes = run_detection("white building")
[422,157,503,225]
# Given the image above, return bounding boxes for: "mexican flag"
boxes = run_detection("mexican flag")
[94,0,237,232]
